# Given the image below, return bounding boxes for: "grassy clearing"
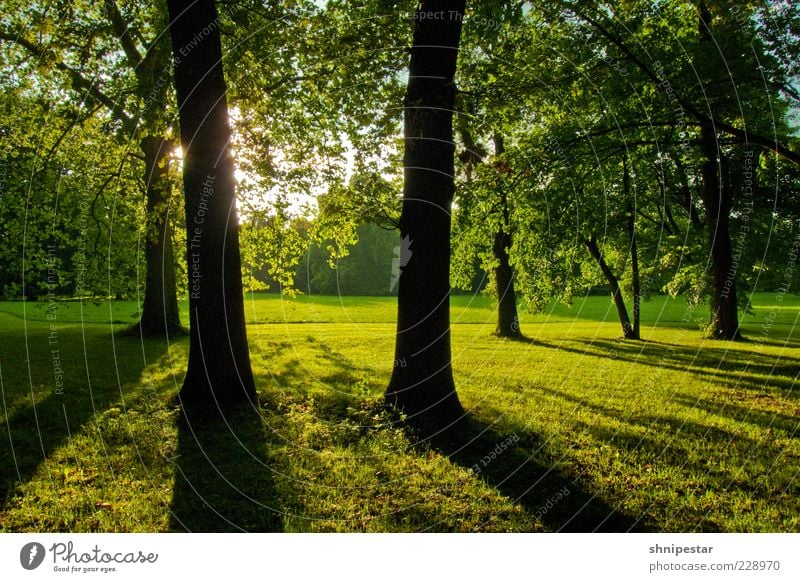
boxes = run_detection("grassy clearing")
[0,293,798,532]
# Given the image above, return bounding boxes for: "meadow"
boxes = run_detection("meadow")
[0,292,798,532]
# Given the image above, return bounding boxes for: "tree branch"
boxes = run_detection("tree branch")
[0,28,134,129]
[104,0,143,69]
[572,7,800,166]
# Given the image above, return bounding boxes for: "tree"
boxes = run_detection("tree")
[562,0,798,339]
[136,135,182,335]
[696,2,740,339]
[385,0,467,429]
[447,6,529,339]
[107,1,184,337]
[452,128,524,338]
[488,134,523,338]
[580,154,642,340]
[166,0,255,411]
[0,1,183,336]
[449,4,653,339]
[479,0,798,342]
[0,76,146,302]
[477,23,653,340]
[624,155,641,340]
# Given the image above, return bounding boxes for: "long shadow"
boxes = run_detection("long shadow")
[565,417,798,531]
[533,384,798,524]
[530,336,799,393]
[584,338,800,392]
[265,338,649,531]
[168,406,282,532]
[265,335,384,416]
[537,384,789,464]
[0,324,168,509]
[425,417,650,532]
[670,393,800,433]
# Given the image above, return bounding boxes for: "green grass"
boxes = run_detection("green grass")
[0,293,798,531]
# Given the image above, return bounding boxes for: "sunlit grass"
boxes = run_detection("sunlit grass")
[0,293,798,531]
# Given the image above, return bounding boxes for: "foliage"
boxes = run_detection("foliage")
[0,91,143,299]
[1,0,800,534]
[448,0,800,327]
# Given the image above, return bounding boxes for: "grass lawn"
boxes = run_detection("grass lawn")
[0,292,798,532]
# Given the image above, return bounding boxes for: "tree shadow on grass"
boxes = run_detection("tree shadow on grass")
[531,336,799,393]
[537,384,789,461]
[564,417,795,532]
[168,406,282,532]
[259,337,650,531]
[252,335,380,423]
[0,327,169,510]
[530,384,799,529]
[425,417,651,532]
[670,393,800,433]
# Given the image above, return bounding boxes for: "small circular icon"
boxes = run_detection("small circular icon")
[20,542,46,570]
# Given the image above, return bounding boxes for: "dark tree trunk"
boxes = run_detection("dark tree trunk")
[623,156,640,340]
[492,134,522,338]
[385,0,466,428]
[133,135,183,337]
[628,213,641,339]
[585,236,636,339]
[700,123,740,340]
[670,153,705,232]
[493,228,521,338]
[167,0,256,410]
[698,4,741,340]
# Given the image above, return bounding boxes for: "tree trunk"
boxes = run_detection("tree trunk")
[672,154,704,232]
[386,0,466,429]
[133,135,183,337]
[493,228,522,338]
[492,134,522,338]
[167,0,256,410]
[698,4,741,340]
[624,155,640,340]
[585,235,636,339]
[699,123,740,340]
[628,211,641,339]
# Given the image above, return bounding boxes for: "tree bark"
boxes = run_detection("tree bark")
[585,236,636,339]
[167,0,256,410]
[493,227,522,338]
[492,134,522,338]
[700,123,740,339]
[123,5,183,338]
[624,156,640,340]
[133,135,183,337]
[698,4,741,340]
[627,211,641,340]
[386,0,466,429]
